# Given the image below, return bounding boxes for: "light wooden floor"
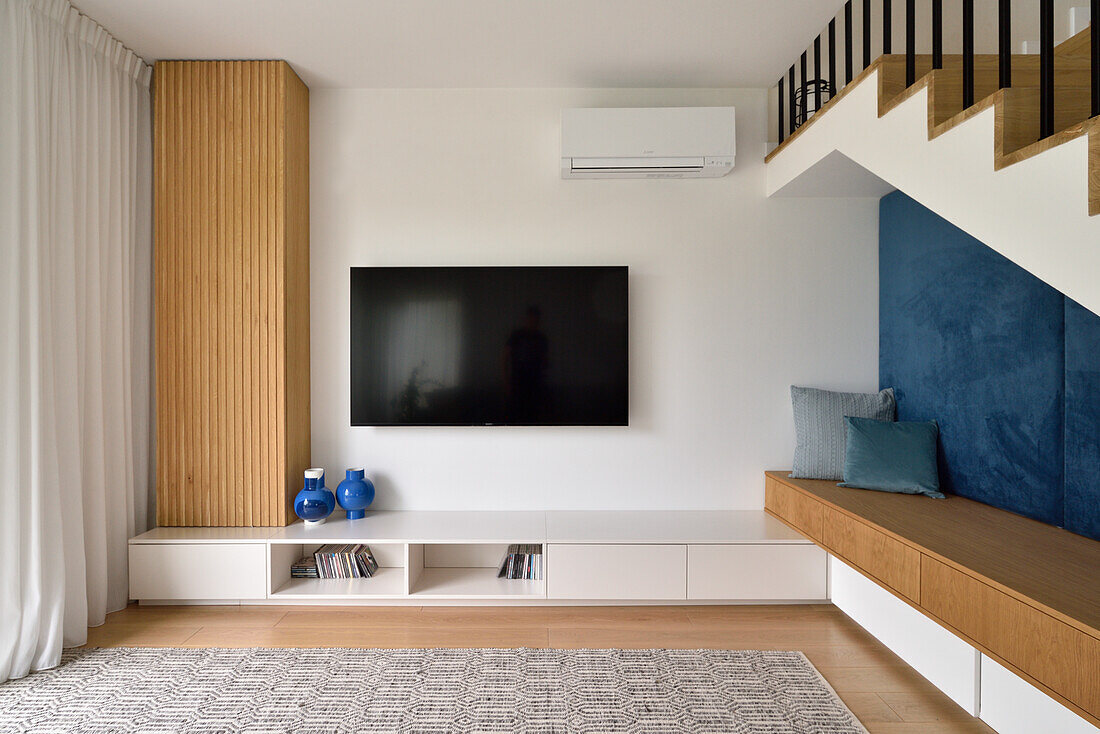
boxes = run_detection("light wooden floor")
[83,603,993,734]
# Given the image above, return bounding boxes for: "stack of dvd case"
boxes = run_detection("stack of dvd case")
[497,544,543,580]
[310,544,379,579]
[290,556,319,578]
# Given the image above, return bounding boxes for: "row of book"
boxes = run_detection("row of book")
[498,544,543,580]
[291,544,379,579]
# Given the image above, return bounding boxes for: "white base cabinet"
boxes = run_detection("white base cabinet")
[548,544,687,600]
[688,544,827,600]
[129,511,827,605]
[980,657,1099,734]
[128,543,267,601]
[830,555,981,715]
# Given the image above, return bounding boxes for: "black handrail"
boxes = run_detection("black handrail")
[998,0,1011,89]
[883,0,892,54]
[905,0,915,87]
[844,1,854,84]
[963,0,975,109]
[932,0,942,70]
[1040,0,1054,138]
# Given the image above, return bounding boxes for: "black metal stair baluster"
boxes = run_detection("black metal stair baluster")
[932,0,942,70]
[814,35,822,112]
[963,0,975,109]
[1093,0,1100,118]
[800,50,808,126]
[999,0,1011,89]
[829,18,838,98]
[883,0,893,54]
[863,0,872,69]
[905,0,916,86]
[1041,0,1054,138]
[778,78,785,143]
[788,65,797,133]
[845,1,854,84]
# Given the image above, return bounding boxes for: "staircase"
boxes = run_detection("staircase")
[767,26,1100,316]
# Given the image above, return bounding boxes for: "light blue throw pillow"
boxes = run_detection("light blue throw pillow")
[791,386,896,480]
[839,416,944,498]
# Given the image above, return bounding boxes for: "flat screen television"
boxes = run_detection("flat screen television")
[350,266,628,426]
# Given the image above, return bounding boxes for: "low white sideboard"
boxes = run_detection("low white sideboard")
[128,510,827,605]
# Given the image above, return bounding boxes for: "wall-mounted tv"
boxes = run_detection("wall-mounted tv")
[350,266,628,426]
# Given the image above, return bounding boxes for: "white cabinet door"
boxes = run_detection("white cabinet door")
[547,544,686,600]
[129,543,267,600]
[687,544,827,600]
[980,656,1097,734]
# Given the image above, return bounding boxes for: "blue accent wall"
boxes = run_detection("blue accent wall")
[1064,299,1100,539]
[879,191,1100,540]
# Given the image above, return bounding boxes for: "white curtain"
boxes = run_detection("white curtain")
[0,0,153,681]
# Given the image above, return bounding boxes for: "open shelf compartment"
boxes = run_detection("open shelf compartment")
[268,541,407,599]
[407,543,545,599]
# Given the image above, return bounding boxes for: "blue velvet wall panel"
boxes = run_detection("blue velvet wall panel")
[1064,299,1100,539]
[879,191,1066,528]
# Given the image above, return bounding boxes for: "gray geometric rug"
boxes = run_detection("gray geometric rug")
[0,647,867,733]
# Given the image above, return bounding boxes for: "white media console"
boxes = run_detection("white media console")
[128,510,827,605]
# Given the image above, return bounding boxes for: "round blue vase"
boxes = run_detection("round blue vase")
[294,468,335,525]
[336,468,375,520]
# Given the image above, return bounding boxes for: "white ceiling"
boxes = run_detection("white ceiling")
[73,0,845,89]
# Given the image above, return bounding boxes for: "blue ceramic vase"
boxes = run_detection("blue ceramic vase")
[336,468,375,520]
[294,468,335,525]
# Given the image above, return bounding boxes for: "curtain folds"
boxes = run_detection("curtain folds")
[0,0,152,682]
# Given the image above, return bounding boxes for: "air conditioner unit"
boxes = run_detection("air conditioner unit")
[561,106,735,179]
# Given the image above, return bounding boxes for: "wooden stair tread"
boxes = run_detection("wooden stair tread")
[996,87,1096,163]
[1058,25,1092,59]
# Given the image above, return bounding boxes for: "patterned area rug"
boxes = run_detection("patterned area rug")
[0,647,867,733]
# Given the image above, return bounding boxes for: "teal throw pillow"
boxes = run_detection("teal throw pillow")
[839,416,944,498]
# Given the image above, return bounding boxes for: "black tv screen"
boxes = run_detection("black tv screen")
[350,266,628,426]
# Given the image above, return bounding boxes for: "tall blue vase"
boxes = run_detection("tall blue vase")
[336,468,375,520]
[294,468,335,525]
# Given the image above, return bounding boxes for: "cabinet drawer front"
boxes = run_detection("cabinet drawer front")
[822,507,921,602]
[765,477,823,541]
[921,556,1100,719]
[547,544,686,600]
[129,543,267,600]
[687,544,827,600]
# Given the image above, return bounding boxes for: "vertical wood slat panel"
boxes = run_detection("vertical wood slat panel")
[240,61,253,527]
[199,61,211,527]
[273,66,285,526]
[184,61,196,527]
[283,67,311,526]
[154,60,309,526]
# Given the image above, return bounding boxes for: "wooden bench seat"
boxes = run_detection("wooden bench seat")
[764,471,1100,727]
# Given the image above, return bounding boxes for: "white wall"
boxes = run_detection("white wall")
[310,87,879,510]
